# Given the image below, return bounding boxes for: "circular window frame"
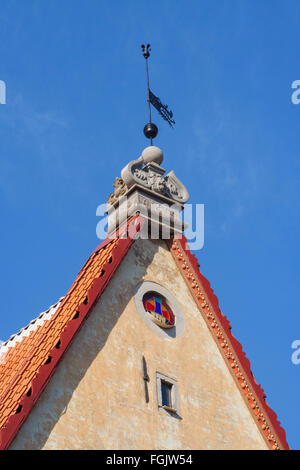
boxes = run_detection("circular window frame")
[134,281,185,339]
[143,291,175,329]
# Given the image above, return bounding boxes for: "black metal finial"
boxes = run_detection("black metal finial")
[143,122,158,139]
[141,44,151,59]
[141,43,158,145]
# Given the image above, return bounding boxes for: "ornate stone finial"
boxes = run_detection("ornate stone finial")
[121,146,189,204]
[106,146,189,237]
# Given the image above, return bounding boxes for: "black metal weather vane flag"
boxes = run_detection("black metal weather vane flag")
[141,44,175,145]
[149,90,175,128]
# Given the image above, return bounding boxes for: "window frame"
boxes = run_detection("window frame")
[156,372,180,415]
[134,281,185,339]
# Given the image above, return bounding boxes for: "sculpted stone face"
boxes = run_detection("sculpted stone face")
[107,177,127,205]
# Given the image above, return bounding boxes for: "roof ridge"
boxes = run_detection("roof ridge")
[0,298,64,352]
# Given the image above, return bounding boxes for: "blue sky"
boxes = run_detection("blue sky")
[0,0,299,449]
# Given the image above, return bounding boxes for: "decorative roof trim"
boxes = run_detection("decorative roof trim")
[0,300,63,357]
[0,216,143,450]
[168,236,290,451]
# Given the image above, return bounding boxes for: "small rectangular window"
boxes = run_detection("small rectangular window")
[161,380,173,407]
[156,372,180,416]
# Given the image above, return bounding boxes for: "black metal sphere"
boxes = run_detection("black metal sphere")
[143,122,158,139]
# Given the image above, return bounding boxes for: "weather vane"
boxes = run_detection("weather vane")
[141,44,175,146]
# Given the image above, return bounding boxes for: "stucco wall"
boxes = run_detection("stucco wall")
[10,238,268,450]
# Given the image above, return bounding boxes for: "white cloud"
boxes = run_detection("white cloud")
[0,93,68,134]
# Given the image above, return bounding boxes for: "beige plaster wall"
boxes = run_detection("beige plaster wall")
[10,239,268,450]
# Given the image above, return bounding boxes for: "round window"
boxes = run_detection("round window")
[143,292,175,329]
[134,281,185,338]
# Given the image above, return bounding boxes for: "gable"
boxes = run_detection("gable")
[9,236,278,449]
[0,217,289,450]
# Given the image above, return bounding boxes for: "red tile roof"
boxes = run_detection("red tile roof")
[0,216,141,450]
[0,216,290,450]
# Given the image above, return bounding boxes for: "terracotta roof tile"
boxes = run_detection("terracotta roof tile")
[0,217,141,449]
